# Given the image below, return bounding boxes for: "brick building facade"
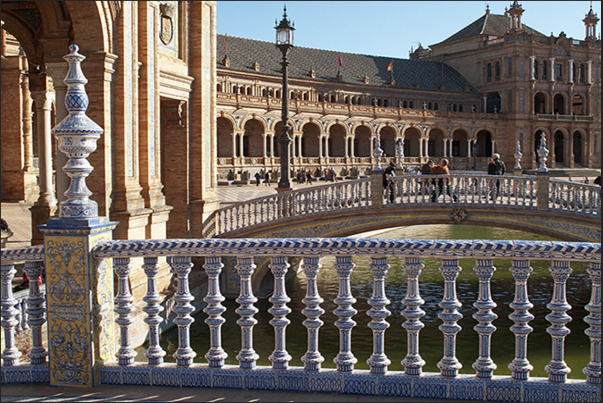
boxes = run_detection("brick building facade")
[214,2,600,184]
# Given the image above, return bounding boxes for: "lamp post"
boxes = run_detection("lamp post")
[473,142,479,171]
[275,6,294,192]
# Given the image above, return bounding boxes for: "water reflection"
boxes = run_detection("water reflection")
[138,225,591,379]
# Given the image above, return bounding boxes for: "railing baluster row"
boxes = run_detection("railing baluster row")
[3,240,600,396]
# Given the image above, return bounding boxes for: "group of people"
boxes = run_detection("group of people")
[384,154,508,203]
[296,170,314,185]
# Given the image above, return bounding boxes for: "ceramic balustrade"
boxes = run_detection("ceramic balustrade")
[2,238,601,400]
[210,174,599,237]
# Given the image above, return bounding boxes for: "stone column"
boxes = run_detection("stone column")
[30,88,57,245]
[549,57,555,81]
[20,71,34,172]
[586,60,592,84]
[138,3,171,239]
[568,59,574,83]
[530,56,535,80]
[45,63,70,205]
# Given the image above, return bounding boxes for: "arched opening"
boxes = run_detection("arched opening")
[403,127,421,157]
[486,92,501,113]
[354,126,372,157]
[553,94,565,115]
[573,131,583,165]
[476,130,493,157]
[328,124,346,158]
[379,126,396,157]
[571,94,584,115]
[217,117,234,158]
[554,130,565,165]
[301,122,320,158]
[534,93,546,114]
[452,129,469,157]
[428,128,445,157]
[243,119,265,158]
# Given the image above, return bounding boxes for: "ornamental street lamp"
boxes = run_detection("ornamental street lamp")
[275,6,294,191]
[473,142,479,171]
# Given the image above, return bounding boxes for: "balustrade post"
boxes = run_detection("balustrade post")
[583,261,601,385]
[472,259,498,379]
[170,256,196,367]
[366,256,391,375]
[1,263,21,366]
[114,258,136,366]
[301,256,325,371]
[38,44,118,387]
[142,257,166,365]
[508,259,534,381]
[371,171,383,209]
[333,255,357,372]
[235,256,259,369]
[22,261,47,365]
[545,260,573,383]
[401,257,426,376]
[268,256,292,369]
[437,258,463,378]
[536,133,550,212]
[203,256,228,368]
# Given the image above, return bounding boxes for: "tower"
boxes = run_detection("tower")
[583,4,599,40]
[508,1,525,32]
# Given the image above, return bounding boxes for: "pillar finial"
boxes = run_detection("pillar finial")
[51,44,104,220]
[537,133,549,173]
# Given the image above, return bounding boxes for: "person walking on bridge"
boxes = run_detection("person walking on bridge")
[488,153,506,199]
[431,159,458,203]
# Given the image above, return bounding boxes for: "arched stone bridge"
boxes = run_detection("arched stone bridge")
[206,173,601,243]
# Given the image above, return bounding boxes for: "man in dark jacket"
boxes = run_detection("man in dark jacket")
[488,153,506,199]
[383,162,396,203]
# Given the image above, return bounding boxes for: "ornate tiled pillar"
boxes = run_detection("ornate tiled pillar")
[38,45,118,388]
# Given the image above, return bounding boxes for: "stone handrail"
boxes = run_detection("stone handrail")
[208,173,601,237]
[2,237,601,400]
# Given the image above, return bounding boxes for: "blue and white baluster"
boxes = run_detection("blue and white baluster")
[235,256,259,369]
[583,261,600,385]
[170,256,196,367]
[114,258,136,366]
[437,258,463,377]
[367,256,391,375]
[1,263,21,366]
[401,257,426,376]
[472,259,498,379]
[203,256,228,368]
[301,256,325,371]
[268,256,292,369]
[142,257,166,365]
[23,261,47,365]
[545,260,573,383]
[508,259,534,380]
[333,255,358,372]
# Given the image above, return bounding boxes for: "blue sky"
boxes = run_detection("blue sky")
[216,1,601,59]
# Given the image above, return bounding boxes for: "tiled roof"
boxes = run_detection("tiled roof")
[217,34,479,94]
[438,12,546,44]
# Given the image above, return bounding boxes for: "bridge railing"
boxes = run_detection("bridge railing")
[387,173,540,207]
[208,173,600,237]
[2,238,600,401]
[549,178,602,215]
[210,178,372,236]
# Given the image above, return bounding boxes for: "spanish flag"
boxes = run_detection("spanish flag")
[338,53,343,68]
[387,59,393,71]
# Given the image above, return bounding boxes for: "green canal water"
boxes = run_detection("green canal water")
[137,225,592,379]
